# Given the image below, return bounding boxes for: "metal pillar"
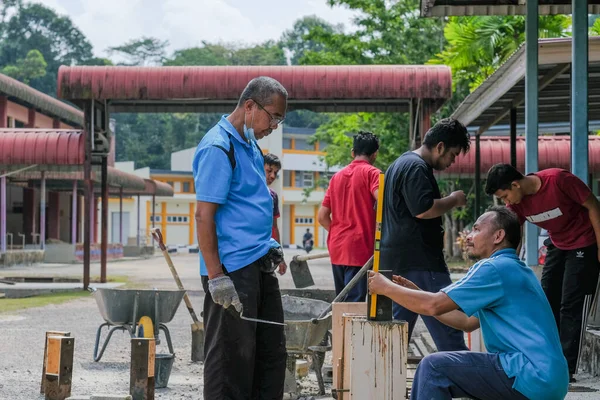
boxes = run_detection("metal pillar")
[525,0,539,266]
[151,195,156,245]
[71,181,77,245]
[571,0,589,181]
[40,172,46,250]
[474,135,481,217]
[101,157,108,283]
[137,195,141,247]
[1,175,6,253]
[510,108,517,168]
[119,188,123,245]
[83,134,92,290]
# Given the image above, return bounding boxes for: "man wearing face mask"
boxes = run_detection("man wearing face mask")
[380,118,471,351]
[193,76,288,399]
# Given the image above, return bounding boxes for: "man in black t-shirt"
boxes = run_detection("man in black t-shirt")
[381,118,470,351]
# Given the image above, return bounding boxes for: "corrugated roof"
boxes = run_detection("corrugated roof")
[436,136,600,178]
[0,129,84,166]
[57,65,452,113]
[0,73,83,126]
[420,1,600,16]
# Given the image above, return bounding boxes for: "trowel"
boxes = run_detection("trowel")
[289,252,329,288]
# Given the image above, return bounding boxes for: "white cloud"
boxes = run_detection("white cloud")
[33,0,357,57]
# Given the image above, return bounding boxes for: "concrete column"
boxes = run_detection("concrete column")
[525,0,539,266]
[26,108,36,128]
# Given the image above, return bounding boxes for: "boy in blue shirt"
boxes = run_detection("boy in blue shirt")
[369,206,568,400]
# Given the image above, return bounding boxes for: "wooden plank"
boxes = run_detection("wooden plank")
[342,315,366,400]
[332,302,366,390]
[44,336,74,400]
[349,319,408,400]
[40,331,70,394]
[130,338,155,400]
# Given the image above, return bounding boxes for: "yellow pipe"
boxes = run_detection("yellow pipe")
[370,173,385,319]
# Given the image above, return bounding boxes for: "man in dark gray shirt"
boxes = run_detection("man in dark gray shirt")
[380,118,470,351]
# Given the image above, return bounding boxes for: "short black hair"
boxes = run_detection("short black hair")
[486,206,521,249]
[485,164,525,195]
[264,153,281,169]
[422,118,470,153]
[353,131,379,156]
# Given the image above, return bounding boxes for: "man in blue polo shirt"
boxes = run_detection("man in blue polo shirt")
[368,206,569,400]
[193,76,288,399]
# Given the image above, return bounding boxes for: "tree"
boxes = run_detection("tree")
[280,15,342,65]
[429,15,570,91]
[107,37,169,66]
[164,42,230,66]
[2,49,47,84]
[0,2,94,94]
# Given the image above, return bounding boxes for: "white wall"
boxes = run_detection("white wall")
[171,148,195,172]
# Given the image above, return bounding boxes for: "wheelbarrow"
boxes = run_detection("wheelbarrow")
[90,287,185,362]
[282,295,332,396]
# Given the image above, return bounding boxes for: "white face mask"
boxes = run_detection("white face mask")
[243,109,256,142]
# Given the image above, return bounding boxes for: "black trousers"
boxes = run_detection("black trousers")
[201,260,287,400]
[542,239,600,374]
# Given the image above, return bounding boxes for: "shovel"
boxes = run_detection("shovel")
[289,252,329,288]
[151,228,204,362]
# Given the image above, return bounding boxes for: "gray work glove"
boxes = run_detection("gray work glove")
[207,275,243,313]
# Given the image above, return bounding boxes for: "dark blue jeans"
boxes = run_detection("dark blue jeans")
[411,351,528,400]
[393,270,468,351]
[332,264,368,302]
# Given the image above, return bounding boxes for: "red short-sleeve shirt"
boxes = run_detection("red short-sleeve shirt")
[322,160,380,266]
[508,169,595,250]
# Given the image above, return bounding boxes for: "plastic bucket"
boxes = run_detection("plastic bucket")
[154,353,175,388]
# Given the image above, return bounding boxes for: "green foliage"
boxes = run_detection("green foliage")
[107,37,169,66]
[280,15,342,65]
[591,18,600,36]
[1,49,46,83]
[429,15,570,91]
[164,41,285,66]
[0,2,93,94]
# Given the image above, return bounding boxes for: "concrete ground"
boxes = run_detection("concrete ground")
[1,249,599,398]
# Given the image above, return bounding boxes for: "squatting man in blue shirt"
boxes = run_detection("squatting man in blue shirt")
[368,206,569,400]
[193,76,288,399]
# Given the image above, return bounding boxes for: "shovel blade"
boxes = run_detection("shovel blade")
[289,259,315,288]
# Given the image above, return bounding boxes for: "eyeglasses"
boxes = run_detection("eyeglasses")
[252,99,285,127]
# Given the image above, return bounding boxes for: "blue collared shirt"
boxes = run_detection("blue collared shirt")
[193,115,277,275]
[442,248,569,400]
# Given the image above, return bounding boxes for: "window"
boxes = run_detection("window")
[294,171,313,188]
[150,215,162,223]
[283,138,292,149]
[295,138,314,151]
[283,170,291,187]
[295,217,314,224]
[182,182,191,193]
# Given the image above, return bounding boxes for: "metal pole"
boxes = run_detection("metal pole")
[152,195,156,246]
[40,172,46,250]
[1,175,6,253]
[525,0,539,266]
[119,187,123,245]
[72,181,77,245]
[510,108,517,168]
[83,131,92,290]
[572,0,589,181]
[137,195,141,247]
[474,135,481,217]
[101,156,108,283]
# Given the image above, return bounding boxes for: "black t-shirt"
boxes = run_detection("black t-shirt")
[380,151,447,273]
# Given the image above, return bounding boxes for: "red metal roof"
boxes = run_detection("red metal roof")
[437,136,600,177]
[0,129,84,166]
[0,73,83,126]
[57,65,452,102]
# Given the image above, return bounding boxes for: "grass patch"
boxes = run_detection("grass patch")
[0,291,91,314]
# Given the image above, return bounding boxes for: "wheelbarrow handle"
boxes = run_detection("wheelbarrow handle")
[292,252,330,262]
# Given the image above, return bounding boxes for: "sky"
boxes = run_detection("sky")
[36,0,358,57]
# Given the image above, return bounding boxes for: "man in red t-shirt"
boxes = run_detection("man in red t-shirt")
[264,153,286,275]
[486,164,600,382]
[318,131,380,302]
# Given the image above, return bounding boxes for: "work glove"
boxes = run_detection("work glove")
[208,275,243,313]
